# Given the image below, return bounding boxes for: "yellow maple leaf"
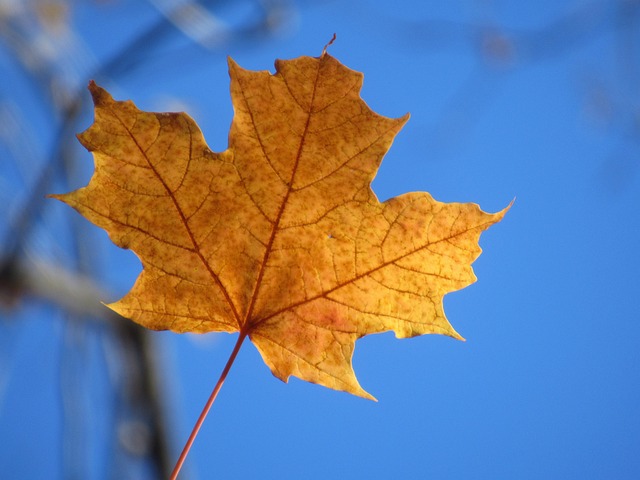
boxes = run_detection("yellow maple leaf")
[52,52,507,400]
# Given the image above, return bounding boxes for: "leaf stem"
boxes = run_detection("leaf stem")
[170,331,248,480]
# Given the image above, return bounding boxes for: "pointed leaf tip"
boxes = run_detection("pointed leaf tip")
[87,80,113,107]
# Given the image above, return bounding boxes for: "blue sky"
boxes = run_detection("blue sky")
[1,1,639,479]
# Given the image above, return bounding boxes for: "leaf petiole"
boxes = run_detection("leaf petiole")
[170,331,248,480]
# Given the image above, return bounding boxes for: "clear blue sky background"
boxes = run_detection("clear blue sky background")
[1,1,639,479]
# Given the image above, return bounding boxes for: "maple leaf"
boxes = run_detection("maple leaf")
[51,52,507,400]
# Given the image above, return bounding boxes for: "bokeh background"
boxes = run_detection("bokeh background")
[1,1,639,479]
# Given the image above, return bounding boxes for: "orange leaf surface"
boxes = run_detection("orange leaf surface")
[52,52,507,399]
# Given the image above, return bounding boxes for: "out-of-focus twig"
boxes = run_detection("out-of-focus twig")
[0,253,175,478]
